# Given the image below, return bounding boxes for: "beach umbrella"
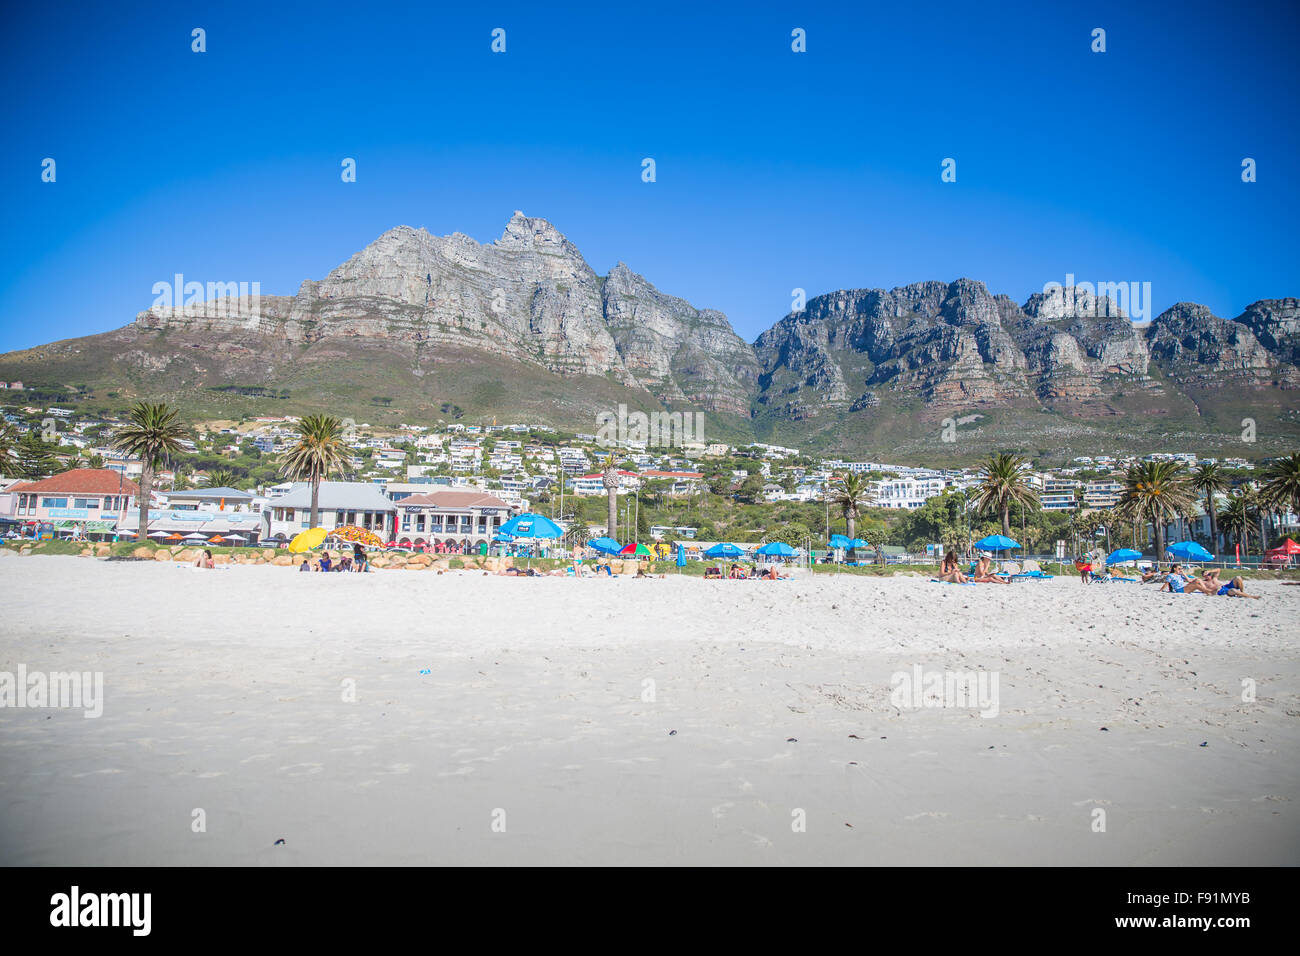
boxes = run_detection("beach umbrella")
[224,534,247,543]
[498,512,563,539]
[208,535,225,544]
[975,534,1020,551]
[1166,540,1213,561]
[1106,548,1143,565]
[588,536,622,555]
[492,531,514,542]
[756,541,796,557]
[827,534,851,549]
[148,530,172,539]
[1273,537,1300,554]
[184,532,208,541]
[166,533,184,541]
[619,542,652,556]
[289,527,328,553]
[704,542,743,559]
[327,525,384,547]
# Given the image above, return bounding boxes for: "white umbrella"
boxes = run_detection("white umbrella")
[184,532,207,541]
[148,531,172,539]
[223,533,248,542]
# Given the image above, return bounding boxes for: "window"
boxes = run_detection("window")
[42,498,68,509]
[416,514,426,532]
[74,498,99,509]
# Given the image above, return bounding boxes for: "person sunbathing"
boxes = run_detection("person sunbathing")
[972,554,1009,584]
[704,566,722,579]
[193,549,215,569]
[1216,576,1261,598]
[1160,564,1194,593]
[938,551,969,584]
[1140,565,1164,583]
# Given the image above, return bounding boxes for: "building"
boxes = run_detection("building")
[872,477,946,509]
[393,489,516,550]
[5,468,139,537]
[1083,478,1123,509]
[572,470,640,496]
[261,481,398,543]
[160,487,257,512]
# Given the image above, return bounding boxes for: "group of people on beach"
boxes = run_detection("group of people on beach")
[297,543,370,573]
[1155,564,1260,597]
[704,563,789,579]
[936,551,1009,584]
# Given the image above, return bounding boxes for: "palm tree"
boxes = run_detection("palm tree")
[1189,462,1229,553]
[206,468,241,489]
[972,453,1039,537]
[1259,453,1300,529]
[1118,460,1193,559]
[279,415,348,529]
[1218,491,1258,559]
[0,422,16,476]
[601,451,620,539]
[829,472,875,559]
[112,402,188,542]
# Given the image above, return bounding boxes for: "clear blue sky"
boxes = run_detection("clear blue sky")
[2,0,1297,352]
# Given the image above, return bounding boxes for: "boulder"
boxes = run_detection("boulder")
[271,555,296,567]
[94,544,112,557]
[132,546,154,559]
[261,549,275,561]
[154,549,173,562]
[214,554,231,565]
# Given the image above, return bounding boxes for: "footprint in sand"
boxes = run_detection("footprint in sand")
[904,811,950,821]
[277,763,324,776]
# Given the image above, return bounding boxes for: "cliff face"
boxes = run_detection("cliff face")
[132,212,759,415]
[4,212,1298,455]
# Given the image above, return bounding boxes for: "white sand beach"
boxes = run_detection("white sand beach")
[1,555,1296,866]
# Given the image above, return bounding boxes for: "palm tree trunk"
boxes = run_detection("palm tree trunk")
[1001,506,1010,538]
[310,475,321,528]
[136,460,153,542]
[1155,520,1165,561]
[1207,493,1218,553]
[607,488,617,538]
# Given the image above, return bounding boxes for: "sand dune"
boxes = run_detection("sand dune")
[1,555,1296,865]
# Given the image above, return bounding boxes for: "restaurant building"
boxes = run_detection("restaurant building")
[261,481,399,544]
[5,468,139,538]
[394,489,515,550]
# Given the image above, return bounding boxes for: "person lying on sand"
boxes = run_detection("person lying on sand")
[193,549,214,569]
[1216,576,1262,598]
[938,551,969,584]
[704,566,722,579]
[972,553,1009,584]
[1140,565,1164,583]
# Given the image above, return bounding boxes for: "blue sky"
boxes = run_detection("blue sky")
[2,0,1297,351]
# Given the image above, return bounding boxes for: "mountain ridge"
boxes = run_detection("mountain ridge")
[2,213,1297,461]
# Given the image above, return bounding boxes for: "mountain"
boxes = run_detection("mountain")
[1,214,1297,462]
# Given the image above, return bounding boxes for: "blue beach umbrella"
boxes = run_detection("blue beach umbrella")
[498,512,563,539]
[1166,540,1213,562]
[1106,548,1143,564]
[975,534,1020,551]
[704,542,744,559]
[827,534,851,549]
[587,536,623,555]
[756,541,796,557]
